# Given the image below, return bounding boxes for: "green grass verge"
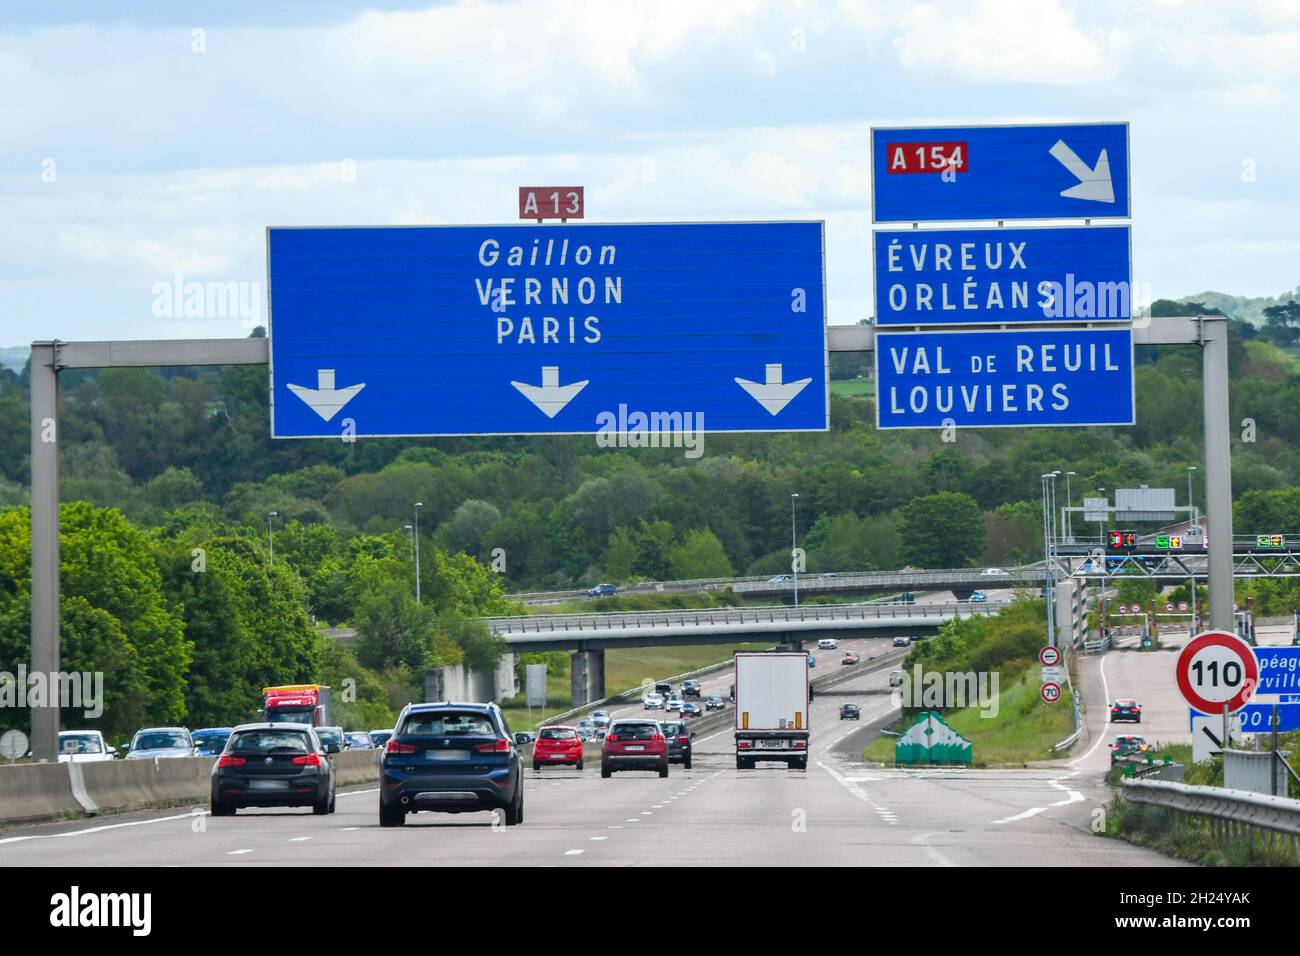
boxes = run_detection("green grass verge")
[862,670,1076,767]
[829,377,874,398]
[499,642,762,730]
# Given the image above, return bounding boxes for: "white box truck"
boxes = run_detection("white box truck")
[734,651,810,770]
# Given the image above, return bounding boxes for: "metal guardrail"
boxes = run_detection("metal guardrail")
[487,599,1009,638]
[1122,778,1300,838]
[1082,633,1112,654]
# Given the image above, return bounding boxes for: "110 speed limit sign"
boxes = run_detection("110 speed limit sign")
[1175,630,1259,715]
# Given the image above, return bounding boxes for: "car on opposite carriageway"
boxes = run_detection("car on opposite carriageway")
[379,702,524,827]
[126,727,194,760]
[191,727,233,757]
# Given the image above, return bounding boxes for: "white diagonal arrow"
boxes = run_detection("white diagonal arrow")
[735,363,813,416]
[286,369,365,422]
[1049,140,1115,204]
[510,366,588,418]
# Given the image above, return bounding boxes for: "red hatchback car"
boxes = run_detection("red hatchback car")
[601,720,669,778]
[532,725,585,771]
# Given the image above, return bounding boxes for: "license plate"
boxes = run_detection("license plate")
[624,745,645,751]
[249,779,288,791]
[549,753,567,759]
[762,739,788,749]
[426,750,467,761]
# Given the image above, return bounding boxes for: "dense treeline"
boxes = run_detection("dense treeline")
[2,307,1299,594]
[2,301,1300,734]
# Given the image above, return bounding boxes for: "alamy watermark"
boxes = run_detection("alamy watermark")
[151,273,261,328]
[897,664,1000,718]
[595,405,704,459]
[1,666,104,719]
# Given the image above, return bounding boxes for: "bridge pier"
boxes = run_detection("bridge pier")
[570,648,606,706]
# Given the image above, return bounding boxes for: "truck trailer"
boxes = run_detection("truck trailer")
[733,652,810,770]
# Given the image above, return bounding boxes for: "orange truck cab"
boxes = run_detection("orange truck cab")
[262,684,331,727]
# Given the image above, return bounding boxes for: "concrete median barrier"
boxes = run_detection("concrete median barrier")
[79,757,213,815]
[0,749,382,827]
[0,761,82,825]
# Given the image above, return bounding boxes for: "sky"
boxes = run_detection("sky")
[2,0,1299,346]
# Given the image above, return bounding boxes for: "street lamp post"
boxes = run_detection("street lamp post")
[1187,466,1198,631]
[790,493,800,608]
[1065,471,1076,543]
[1041,474,1057,647]
[1096,487,1107,544]
[404,524,414,564]
[414,502,424,605]
[267,511,278,567]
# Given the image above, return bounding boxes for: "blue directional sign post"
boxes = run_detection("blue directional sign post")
[1194,648,1300,733]
[872,123,1130,222]
[874,225,1132,326]
[875,327,1134,429]
[870,121,1134,431]
[268,222,827,437]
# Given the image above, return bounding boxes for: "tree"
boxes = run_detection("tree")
[669,529,734,579]
[602,526,639,581]
[898,492,986,568]
[1261,302,1300,346]
[436,499,501,558]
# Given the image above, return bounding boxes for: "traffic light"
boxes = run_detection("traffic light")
[1107,530,1138,550]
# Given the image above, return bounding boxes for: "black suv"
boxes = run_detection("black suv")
[681,680,702,698]
[660,720,695,768]
[210,723,337,816]
[379,702,524,827]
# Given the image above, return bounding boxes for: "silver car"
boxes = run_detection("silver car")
[126,727,194,759]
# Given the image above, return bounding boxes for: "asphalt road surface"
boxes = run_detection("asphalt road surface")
[0,620,1182,867]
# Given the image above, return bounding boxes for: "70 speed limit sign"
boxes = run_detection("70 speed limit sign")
[1175,630,1259,715]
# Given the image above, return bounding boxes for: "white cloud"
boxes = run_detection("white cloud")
[893,0,1118,83]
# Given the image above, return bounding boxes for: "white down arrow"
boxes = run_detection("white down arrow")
[735,363,812,416]
[510,366,589,418]
[286,369,366,421]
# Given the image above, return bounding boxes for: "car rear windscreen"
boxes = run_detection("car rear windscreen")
[400,712,496,736]
[612,724,658,739]
[230,729,311,753]
[540,728,577,740]
[134,732,189,750]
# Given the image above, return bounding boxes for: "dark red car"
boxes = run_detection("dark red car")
[532,725,584,771]
[601,720,669,778]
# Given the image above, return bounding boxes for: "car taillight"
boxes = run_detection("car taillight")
[385,740,417,755]
[606,734,618,742]
[476,738,510,753]
[651,734,664,742]
[292,753,321,766]
[677,736,689,744]
[793,740,807,749]
[216,755,246,768]
[738,740,752,750]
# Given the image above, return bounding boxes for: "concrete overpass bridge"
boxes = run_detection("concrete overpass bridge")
[484,599,1009,704]
[508,566,1044,605]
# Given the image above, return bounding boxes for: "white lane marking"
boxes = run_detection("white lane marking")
[0,810,202,846]
[913,832,956,867]
[338,788,380,797]
[565,849,584,856]
[1070,651,1112,767]
[227,849,254,856]
[290,836,312,842]
[652,804,663,808]
[640,811,652,815]
[590,836,607,841]
[625,818,639,823]
[816,758,897,825]
[608,825,623,829]
[339,827,361,831]
[989,771,1085,824]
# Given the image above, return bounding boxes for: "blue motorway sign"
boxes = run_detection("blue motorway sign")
[873,226,1131,326]
[874,327,1134,429]
[1232,705,1300,734]
[268,223,827,437]
[1253,647,1300,696]
[872,123,1130,223]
